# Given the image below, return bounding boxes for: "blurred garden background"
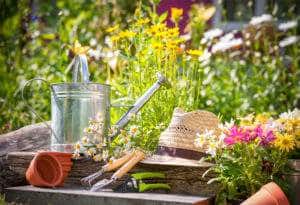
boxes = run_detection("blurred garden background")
[0,0,299,150]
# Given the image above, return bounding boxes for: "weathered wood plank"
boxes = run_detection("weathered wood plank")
[0,122,50,157]
[2,152,217,196]
[5,185,213,205]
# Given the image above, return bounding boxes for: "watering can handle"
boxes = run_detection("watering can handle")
[21,78,61,143]
[109,73,170,140]
[70,54,90,83]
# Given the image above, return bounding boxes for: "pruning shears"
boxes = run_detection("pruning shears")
[113,172,171,193]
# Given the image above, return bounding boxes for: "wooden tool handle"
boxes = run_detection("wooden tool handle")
[112,150,145,179]
[103,151,135,172]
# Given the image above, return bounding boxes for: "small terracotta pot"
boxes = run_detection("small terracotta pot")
[47,152,73,186]
[26,152,63,187]
[26,152,73,187]
[241,182,290,205]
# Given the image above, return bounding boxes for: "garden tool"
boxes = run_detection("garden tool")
[90,150,146,192]
[114,172,170,193]
[22,38,170,153]
[81,151,135,186]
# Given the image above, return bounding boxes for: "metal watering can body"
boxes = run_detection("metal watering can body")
[50,82,111,152]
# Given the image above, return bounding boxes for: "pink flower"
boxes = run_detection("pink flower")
[224,137,237,145]
[224,126,244,145]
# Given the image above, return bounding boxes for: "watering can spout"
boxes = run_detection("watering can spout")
[110,72,170,140]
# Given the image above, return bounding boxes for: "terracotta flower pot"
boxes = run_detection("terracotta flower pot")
[26,152,63,187]
[26,152,73,187]
[47,152,73,186]
[241,182,290,205]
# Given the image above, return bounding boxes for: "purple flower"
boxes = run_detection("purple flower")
[254,125,263,138]
[259,130,276,146]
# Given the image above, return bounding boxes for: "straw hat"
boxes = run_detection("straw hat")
[141,108,220,167]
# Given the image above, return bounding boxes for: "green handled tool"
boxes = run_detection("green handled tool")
[113,172,170,193]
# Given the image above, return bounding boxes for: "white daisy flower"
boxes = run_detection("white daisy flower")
[203,28,223,40]
[249,14,273,25]
[129,125,139,137]
[206,141,218,157]
[211,38,243,53]
[89,38,97,47]
[278,20,298,31]
[279,36,299,47]
[195,133,207,148]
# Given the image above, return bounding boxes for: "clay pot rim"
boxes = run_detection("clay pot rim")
[37,151,72,157]
[262,182,290,205]
[32,152,63,187]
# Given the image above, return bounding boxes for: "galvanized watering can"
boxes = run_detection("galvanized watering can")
[23,54,169,152]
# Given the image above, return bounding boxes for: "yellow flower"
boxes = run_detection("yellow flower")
[255,113,270,124]
[111,35,120,42]
[171,7,183,23]
[154,31,168,38]
[136,18,150,26]
[81,136,89,145]
[285,120,294,132]
[118,30,136,39]
[274,133,296,152]
[83,127,93,133]
[106,24,119,33]
[69,40,90,55]
[151,42,164,50]
[187,49,203,56]
[166,43,178,50]
[74,142,81,150]
[146,24,166,35]
[167,27,179,37]
[239,113,254,126]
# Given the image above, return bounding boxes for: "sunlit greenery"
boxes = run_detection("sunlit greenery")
[0,0,299,156]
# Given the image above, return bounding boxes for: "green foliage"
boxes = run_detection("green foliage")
[0,0,138,133]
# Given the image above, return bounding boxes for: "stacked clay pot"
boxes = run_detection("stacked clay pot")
[241,182,290,205]
[26,151,73,187]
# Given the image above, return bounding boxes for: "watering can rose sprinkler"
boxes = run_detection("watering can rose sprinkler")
[22,42,170,153]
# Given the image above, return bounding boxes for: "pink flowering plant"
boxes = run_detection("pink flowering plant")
[195,109,299,204]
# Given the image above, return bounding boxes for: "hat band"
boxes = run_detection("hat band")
[156,146,205,160]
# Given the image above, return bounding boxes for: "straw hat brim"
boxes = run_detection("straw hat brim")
[141,154,213,167]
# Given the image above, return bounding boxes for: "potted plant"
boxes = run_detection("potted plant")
[278,109,300,205]
[195,111,297,204]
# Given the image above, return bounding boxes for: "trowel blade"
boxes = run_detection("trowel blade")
[90,178,114,192]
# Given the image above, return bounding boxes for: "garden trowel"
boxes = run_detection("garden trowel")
[81,151,135,186]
